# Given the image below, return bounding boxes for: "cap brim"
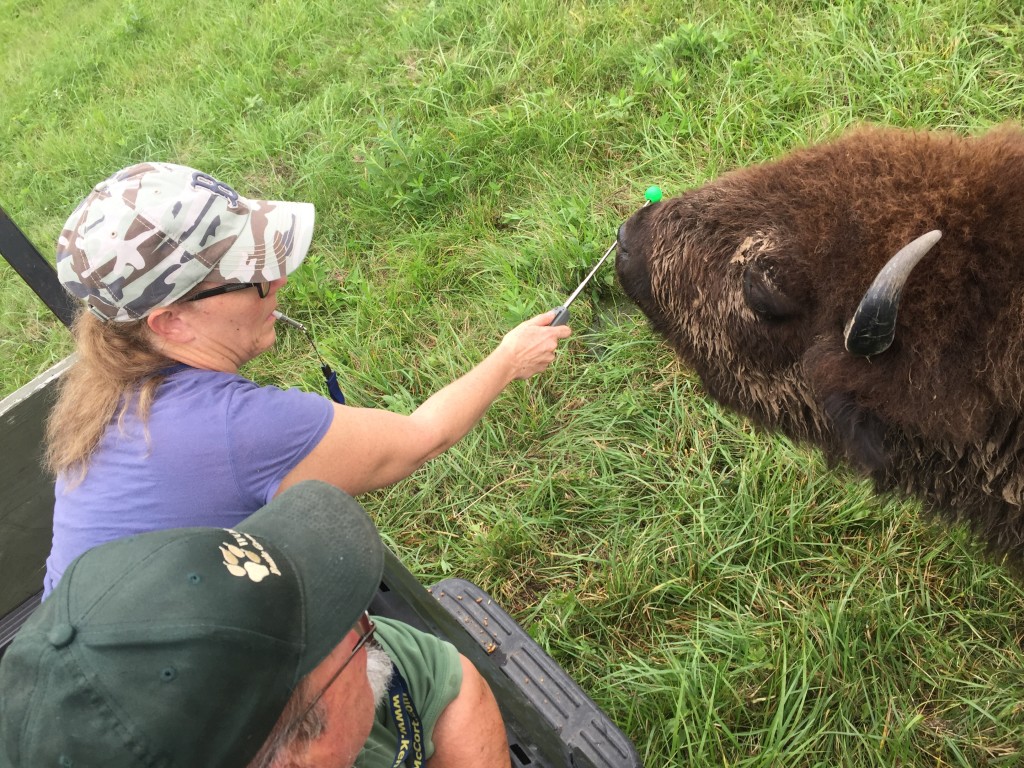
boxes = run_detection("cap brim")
[236,480,384,679]
[212,199,315,284]
[274,200,315,277]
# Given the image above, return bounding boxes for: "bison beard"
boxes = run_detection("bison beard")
[615,125,1024,571]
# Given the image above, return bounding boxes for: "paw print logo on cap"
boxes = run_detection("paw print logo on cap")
[220,543,272,583]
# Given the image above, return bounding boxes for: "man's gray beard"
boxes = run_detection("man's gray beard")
[365,642,395,709]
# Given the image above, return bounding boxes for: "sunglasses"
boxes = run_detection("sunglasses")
[186,280,271,302]
[289,612,377,731]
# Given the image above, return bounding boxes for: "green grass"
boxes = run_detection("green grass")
[3,0,1024,764]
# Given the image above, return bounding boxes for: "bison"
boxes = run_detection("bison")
[614,125,1024,568]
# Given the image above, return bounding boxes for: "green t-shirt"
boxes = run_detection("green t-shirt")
[356,617,463,767]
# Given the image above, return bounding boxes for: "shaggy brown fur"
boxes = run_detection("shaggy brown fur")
[615,125,1024,568]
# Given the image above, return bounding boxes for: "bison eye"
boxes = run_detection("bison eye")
[742,260,802,321]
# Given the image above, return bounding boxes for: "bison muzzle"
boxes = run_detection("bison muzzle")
[615,125,1024,568]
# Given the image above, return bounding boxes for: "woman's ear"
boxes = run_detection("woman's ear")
[147,306,196,343]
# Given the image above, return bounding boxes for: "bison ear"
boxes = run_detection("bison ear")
[822,391,890,476]
[742,259,803,321]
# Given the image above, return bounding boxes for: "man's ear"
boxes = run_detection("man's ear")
[147,306,196,343]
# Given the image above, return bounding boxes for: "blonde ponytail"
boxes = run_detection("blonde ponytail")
[45,312,174,483]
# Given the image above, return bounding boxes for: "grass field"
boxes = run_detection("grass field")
[3,0,1024,764]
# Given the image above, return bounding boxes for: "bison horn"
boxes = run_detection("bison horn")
[843,230,942,357]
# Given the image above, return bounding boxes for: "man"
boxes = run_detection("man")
[0,481,510,767]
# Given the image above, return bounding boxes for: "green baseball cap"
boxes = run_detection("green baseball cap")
[0,480,384,767]
[57,162,316,322]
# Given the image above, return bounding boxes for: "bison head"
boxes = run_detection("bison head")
[614,126,1024,563]
[617,189,937,474]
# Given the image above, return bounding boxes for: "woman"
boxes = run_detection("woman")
[44,161,571,596]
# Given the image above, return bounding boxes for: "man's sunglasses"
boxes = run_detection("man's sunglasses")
[187,280,271,302]
[290,612,377,729]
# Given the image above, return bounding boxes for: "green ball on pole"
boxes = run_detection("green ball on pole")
[548,184,665,326]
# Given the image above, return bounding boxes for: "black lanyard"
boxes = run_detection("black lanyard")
[387,668,424,768]
[320,361,345,405]
[273,311,345,404]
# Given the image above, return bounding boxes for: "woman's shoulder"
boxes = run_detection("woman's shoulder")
[164,366,255,387]
[161,367,331,416]
[160,367,258,399]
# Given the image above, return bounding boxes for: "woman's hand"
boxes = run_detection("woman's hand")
[496,311,573,380]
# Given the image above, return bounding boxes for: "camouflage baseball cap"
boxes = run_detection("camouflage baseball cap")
[57,162,316,322]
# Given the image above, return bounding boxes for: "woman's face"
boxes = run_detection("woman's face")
[179,276,287,370]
